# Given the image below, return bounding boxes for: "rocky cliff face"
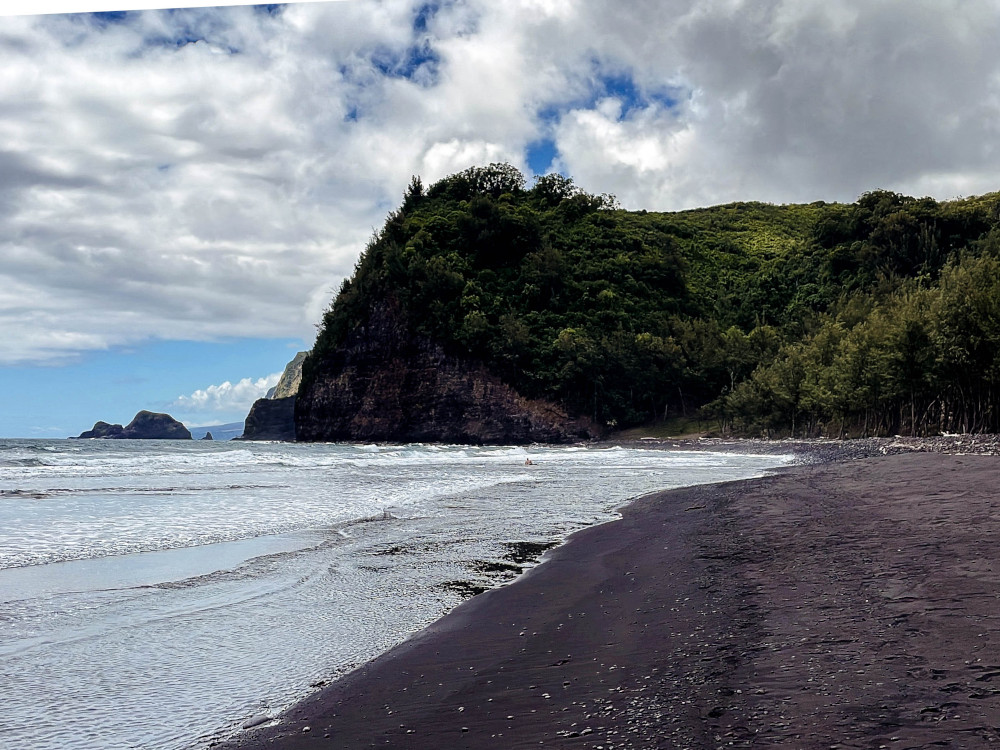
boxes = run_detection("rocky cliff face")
[295,301,597,444]
[76,421,126,439]
[76,411,192,439]
[239,351,306,441]
[240,396,296,441]
[271,351,307,399]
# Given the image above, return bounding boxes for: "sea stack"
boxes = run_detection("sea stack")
[75,411,192,439]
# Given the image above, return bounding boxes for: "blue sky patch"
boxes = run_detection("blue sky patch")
[88,11,129,27]
[412,2,441,33]
[253,4,285,17]
[370,41,441,85]
[526,139,558,176]
[0,337,305,438]
[140,8,241,54]
[534,65,682,134]
[536,104,564,128]
[341,39,442,120]
[589,67,680,121]
[524,66,683,177]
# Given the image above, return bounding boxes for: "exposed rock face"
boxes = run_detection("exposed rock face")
[123,411,192,439]
[76,421,125,439]
[238,352,308,441]
[295,300,598,444]
[271,351,307,399]
[76,411,192,439]
[241,396,296,441]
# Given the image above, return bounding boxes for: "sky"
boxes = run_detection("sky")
[3,0,1000,437]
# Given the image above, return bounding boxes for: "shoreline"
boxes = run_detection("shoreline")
[604,432,1000,460]
[221,443,1000,749]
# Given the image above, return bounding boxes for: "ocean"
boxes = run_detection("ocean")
[0,439,792,749]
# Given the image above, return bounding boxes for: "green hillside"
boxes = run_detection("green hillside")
[305,163,1000,438]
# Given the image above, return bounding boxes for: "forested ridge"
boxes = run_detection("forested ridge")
[304,163,1000,438]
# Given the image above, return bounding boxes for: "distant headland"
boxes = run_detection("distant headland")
[289,163,1000,443]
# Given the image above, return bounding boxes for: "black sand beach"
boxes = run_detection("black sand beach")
[226,450,1000,749]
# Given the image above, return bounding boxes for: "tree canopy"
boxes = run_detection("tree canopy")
[306,163,1000,437]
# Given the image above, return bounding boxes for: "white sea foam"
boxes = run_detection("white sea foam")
[0,439,792,750]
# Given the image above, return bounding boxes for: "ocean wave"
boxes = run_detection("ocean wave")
[0,439,793,576]
[0,458,52,467]
[0,489,51,499]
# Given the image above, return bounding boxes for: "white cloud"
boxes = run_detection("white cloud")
[4,0,1000,365]
[172,372,281,415]
[548,0,1000,208]
[0,1,348,16]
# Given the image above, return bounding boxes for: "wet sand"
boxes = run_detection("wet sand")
[226,452,1000,748]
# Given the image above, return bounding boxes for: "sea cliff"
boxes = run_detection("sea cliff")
[291,164,1000,442]
[240,351,307,441]
[241,397,296,441]
[295,299,596,444]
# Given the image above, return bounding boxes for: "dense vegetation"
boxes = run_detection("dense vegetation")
[306,163,1000,437]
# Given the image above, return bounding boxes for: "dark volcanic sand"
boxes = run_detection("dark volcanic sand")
[226,452,1000,749]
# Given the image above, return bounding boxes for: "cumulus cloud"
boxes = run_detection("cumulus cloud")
[172,372,281,415]
[546,0,1000,208]
[4,0,1000,365]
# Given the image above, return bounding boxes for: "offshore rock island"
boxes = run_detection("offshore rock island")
[75,410,192,440]
[291,163,1000,444]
